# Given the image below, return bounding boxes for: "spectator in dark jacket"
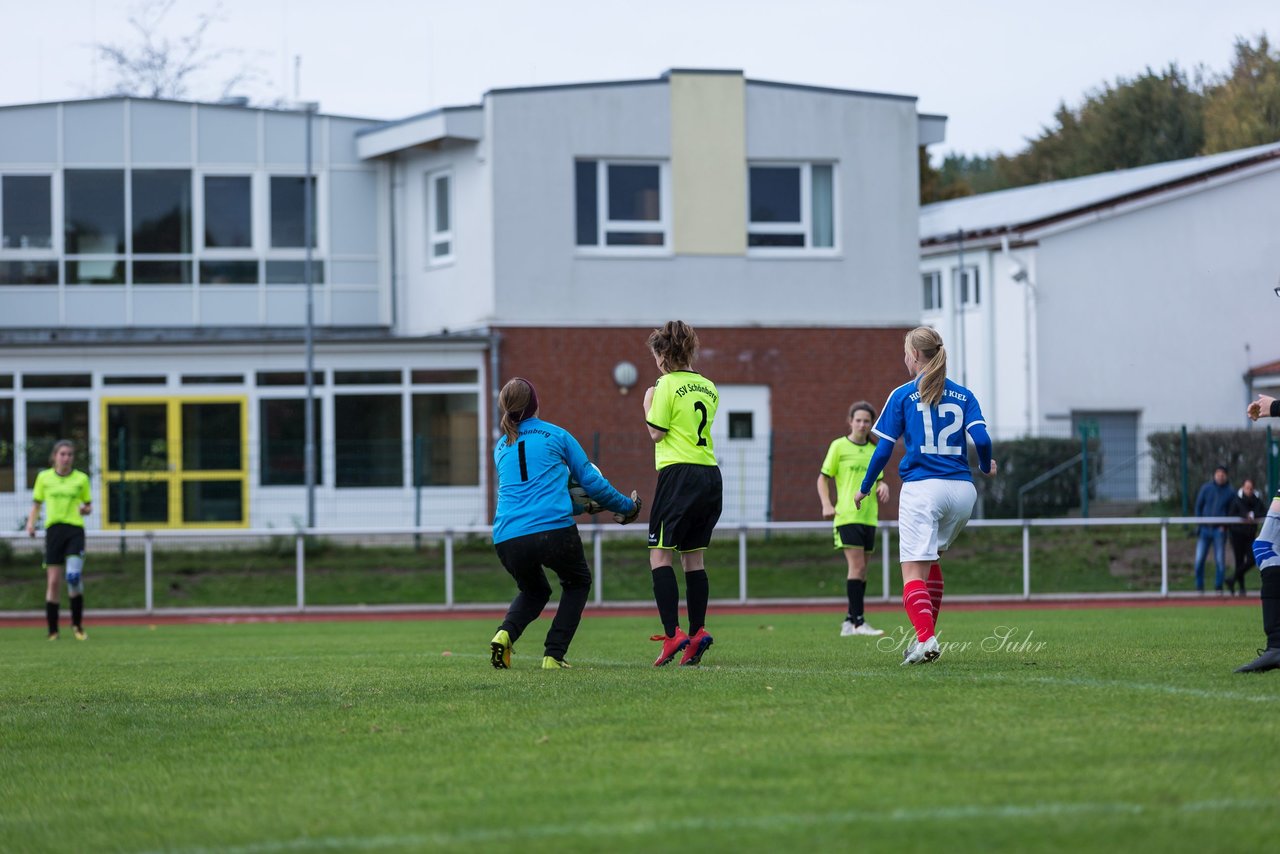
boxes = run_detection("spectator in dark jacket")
[1194,465,1234,593]
[1227,478,1267,596]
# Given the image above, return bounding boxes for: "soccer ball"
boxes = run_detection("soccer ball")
[568,464,605,515]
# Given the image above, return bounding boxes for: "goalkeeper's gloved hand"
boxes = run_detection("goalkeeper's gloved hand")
[614,491,642,525]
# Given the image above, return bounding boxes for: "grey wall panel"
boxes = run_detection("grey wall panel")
[64,102,125,163]
[330,290,381,325]
[63,289,127,324]
[197,107,258,164]
[329,170,378,253]
[199,289,262,324]
[264,289,306,324]
[131,288,194,325]
[0,106,57,163]
[330,260,378,284]
[131,101,191,163]
[0,289,58,325]
[329,118,374,165]
[264,112,306,165]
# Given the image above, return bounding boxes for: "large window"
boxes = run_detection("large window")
[922,271,942,311]
[65,169,126,256]
[260,398,323,486]
[575,160,668,249]
[335,395,402,487]
[954,265,980,307]
[270,176,318,248]
[203,175,252,248]
[411,394,479,486]
[747,163,836,250]
[426,171,453,264]
[25,400,90,488]
[132,170,192,254]
[2,175,53,249]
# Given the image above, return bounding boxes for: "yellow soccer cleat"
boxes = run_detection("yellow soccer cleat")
[490,630,513,669]
[541,656,571,669]
[74,628,88,641]
[47,632,59,641]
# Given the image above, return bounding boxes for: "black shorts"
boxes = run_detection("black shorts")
[648,464,722,552]
[835,523,877,552]
[44,523,85,567]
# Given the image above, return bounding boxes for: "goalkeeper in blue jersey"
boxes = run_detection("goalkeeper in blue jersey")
[854,327,997,666]
[489,377,641,670]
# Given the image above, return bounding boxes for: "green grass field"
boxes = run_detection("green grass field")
[1,604,1275,853]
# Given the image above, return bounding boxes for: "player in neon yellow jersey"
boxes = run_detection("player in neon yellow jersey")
[818,401,888,637]
[26,440,93,641]
[643,320,722,667]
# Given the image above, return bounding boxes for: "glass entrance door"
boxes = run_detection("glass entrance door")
[101,397,247,528]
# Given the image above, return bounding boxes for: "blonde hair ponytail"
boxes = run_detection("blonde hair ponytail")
[905,327,947,407]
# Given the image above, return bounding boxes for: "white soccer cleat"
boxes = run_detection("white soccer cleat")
[902,635,941,666]
[840,619,857,637]
[902,638,919,661]
[852,622,884,637]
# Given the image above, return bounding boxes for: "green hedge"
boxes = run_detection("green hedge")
[974,435,1101,518]
[1147,428,1270,507]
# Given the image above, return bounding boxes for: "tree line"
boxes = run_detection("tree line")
[922,35,1280,203]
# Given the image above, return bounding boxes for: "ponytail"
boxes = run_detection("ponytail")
[647,320,699,373]
[905,326,947,407]
[497,378,538,446]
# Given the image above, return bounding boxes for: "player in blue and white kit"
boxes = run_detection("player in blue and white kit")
[489,377,641,670]
[854,327,997,665]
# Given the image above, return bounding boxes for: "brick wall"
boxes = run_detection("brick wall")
[491,325,911,522]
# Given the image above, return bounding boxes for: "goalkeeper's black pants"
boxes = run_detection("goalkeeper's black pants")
[494,525,592,660]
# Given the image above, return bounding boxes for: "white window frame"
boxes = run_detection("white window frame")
[426,170,454,267]
[953,264,980,308]
[577,159,671,257]
[922,270,943,312]
[746,161,839,257]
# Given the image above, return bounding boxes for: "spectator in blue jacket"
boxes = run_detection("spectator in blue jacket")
[1194,465,1234,593]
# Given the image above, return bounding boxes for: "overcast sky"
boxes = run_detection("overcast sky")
[4,0,1277,158]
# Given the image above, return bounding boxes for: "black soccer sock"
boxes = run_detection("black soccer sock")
[46,601,59,636]
[651,565,680,637]
[70,595,83,630]
[1261,568,1280,649]
[685,569,709,635]
[847,578,866,623]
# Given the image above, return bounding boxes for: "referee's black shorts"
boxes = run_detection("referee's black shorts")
[44,523,85,567]
[648,463,722,552]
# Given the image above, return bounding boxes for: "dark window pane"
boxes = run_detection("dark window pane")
[182,480,243,523]
[607,164,660,221]
[23,374,91,389]
[574,160,597,246]
[260,398,323,486]
[270,176,317,248]
[265,260,324,284]
[410,369,478,384]
[334,370,400,385]
[0,398,13,492]
[0,261,57,284]
[66,259,124,284]
[411,393,479,486]
[132,170,192,253]
[25,401,89,488]
[103,375,167,386]
[749,166,801,223]
[132,260,192,285]
[747,233,805,247]
[432,241,451,257]
[434,175,450,232]
[64,170,125,254]
[105,403,168,472]
[181,374,244,384]
[0,375,12,388]
[728,412,754,439]
[204,175,252,248]
[107,481,168,525]
[605,232,664,246]
[200,260,258,284]
[182,402,241,470]
[3,175,52,249]
[256,371,325,386]
[335,395,402,487]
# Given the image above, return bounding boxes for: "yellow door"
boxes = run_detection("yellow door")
[101,396,248,529]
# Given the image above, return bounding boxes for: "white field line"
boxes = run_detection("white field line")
[155,797,1275,853]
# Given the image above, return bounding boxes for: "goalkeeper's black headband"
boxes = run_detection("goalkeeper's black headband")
[513,377,539,421]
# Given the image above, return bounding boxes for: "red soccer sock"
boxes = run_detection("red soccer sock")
[902,579,936,642]
[927,563,944,623]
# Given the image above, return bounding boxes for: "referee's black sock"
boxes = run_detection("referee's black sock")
[847,578,866,624]
[1262,568,1280,649]
[651,565,680,637]
[46,601,59,636]
[685,570,708,635]
[70,595,84,630]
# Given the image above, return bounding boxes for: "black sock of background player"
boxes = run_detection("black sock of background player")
[685,570,708,635]
[1262,569,1280,649]
[651,565,680,637]
[46,601,59,636]
[847,578,866,623]
[71,595,83,630]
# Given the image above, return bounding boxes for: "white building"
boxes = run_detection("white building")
[919,142,1280,499]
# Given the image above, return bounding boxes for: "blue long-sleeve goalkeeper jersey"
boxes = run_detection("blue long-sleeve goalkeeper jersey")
[492,418,635,544]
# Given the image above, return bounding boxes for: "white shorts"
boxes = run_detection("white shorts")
[898,479,977,563]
